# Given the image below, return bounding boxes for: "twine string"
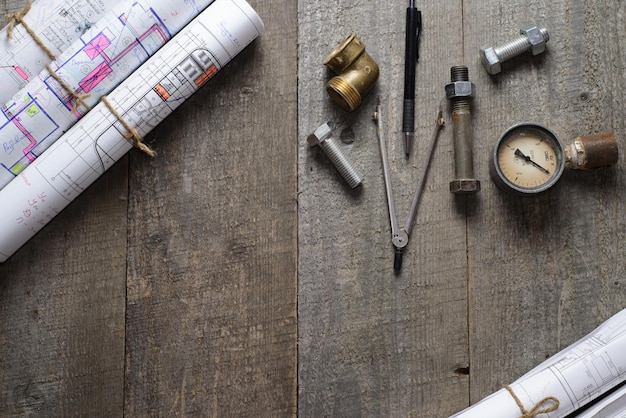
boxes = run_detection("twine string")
[45,63,91,112]
[6,2,152,156]
[7,2,90,112]
[503,384,560,418]
[6,1,56,61]
[101,96,155,157]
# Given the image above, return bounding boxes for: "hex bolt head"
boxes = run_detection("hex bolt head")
[307,122,334,146]
[521,24,550,55]
[308,122,363,188]
[480,24,550,75]
[480,47,502,75]
[444,81,476,100]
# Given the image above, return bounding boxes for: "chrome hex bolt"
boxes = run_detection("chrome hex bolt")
[445,65,480,194]
[307,122,363,188]
[480,24,550,75]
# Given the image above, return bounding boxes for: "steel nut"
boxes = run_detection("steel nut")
[480,47,501,75]
[445,81,476,100]
[521,25,549,55]
[449,179,481,194]
[307,122,334,147]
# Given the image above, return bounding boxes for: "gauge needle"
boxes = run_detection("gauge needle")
[514,148,550,174]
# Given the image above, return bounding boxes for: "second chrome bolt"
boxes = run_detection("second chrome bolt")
[445,65,480,194]
[480,24,550,75]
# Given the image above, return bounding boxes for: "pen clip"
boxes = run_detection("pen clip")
[415,10,422,60]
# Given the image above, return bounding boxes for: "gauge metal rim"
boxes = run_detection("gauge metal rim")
[489,122,566,196]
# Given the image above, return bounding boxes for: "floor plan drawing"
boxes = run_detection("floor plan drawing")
[0,0,215,190]
[0,0,118,103]
[0,0,263,262]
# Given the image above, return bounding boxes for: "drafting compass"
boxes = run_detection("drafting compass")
[373,99,444,271]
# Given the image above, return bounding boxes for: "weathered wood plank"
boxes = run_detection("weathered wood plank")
[463,0,626,409]
[0,1,127,416]
[297,1,470,416]
[2,0,625,416]
[123,0,298,416]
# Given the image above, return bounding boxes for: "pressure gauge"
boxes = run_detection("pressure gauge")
[490,123,565,195]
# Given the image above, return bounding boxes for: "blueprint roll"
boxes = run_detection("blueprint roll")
[0,0,218,190]
[0,0,119,103]
[450,308,626,418]
[0,0,264,263]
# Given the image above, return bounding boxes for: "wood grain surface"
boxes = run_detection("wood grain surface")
[1,0,625,416]
[0,0,297,416]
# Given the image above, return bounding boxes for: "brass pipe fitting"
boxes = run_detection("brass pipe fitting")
[323,33,379,111]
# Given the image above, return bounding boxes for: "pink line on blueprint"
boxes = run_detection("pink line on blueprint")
[14,66,28,81]
[10,117,37,162]
[110,24,168,66]
[79,62,113,93]
[73,24,169,98]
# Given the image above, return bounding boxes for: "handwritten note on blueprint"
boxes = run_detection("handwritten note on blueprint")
[0,0,264,263]
[0,0,216,190]
[0,0,119,103]
[450,308,626,418]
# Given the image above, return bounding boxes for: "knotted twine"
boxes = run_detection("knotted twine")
[101,96,155,157]
[5,1,153,156]
[6,0,54,60]
[503,384,560,418]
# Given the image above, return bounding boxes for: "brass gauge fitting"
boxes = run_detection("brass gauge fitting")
[323,33,379,111]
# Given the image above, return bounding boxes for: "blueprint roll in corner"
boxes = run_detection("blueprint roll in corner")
[0,0,220,190]
[0,0,264,263]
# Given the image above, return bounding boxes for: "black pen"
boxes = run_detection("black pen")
[402,0,422,157]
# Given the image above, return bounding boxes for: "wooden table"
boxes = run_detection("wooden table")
[1,0,624,416]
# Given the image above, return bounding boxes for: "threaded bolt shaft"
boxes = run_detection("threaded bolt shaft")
[495,27,549,61]
[307,122,363,189]
[319,137,363,188]
[495,36,534,61]
[451,65,469,82]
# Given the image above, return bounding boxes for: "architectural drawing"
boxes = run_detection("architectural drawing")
[0,0,216,190]
[0,0,264,262]
[0,0,118,103]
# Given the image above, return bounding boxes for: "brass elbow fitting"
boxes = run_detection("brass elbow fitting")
[323,33,379,111]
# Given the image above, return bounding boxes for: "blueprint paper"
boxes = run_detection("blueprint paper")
[0,0,264,263]
[0,0,216,190]
[450,308,626,418]
[574,383,626,417]
[0,0,119,103]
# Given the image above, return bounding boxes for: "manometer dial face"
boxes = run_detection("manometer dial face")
[490,123,565,195]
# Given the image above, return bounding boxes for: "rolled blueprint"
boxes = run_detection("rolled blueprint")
[574,382,626,417]
[450,308,626,418]
[0,0,119,103]
[0,0,264,263]
[0,0,216,190]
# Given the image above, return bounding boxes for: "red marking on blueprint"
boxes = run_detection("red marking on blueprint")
[15,66,29,81]
[0,65,29,81]
[196,66,218,87]
[84,34,112,60]
[79,62,113,93]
